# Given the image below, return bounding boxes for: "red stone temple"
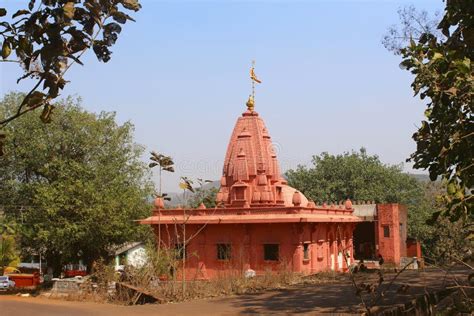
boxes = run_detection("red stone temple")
[141,69,417,278]
[140,95,367,279]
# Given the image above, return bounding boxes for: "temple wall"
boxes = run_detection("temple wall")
[153,222,355,280]
[406,239,422,258]
[376,204,407,265]
[399,205,408,258]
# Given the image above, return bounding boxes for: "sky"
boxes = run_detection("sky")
[0,0,444,192]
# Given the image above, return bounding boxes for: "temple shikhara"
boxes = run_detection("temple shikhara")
[141,65,417,279]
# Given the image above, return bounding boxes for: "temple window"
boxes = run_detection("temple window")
[217,243,232,260]
[174,243,186,260]
[383,225,390,238]
[303,243,310,260]
[276,186,282,200]
[264,244,279,261]
[234,187,245,200]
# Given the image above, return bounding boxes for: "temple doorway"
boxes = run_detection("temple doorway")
[353,222,376,260]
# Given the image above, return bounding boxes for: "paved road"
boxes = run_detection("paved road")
[0,267,467,315]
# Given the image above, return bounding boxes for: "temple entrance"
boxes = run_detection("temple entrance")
[353,222,376,260]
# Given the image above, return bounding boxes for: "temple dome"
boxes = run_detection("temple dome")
[217,108,309,207]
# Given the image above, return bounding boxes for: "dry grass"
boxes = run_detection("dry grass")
[50,247,344,305]
[67,258,309,304]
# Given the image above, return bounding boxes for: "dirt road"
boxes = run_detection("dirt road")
[0,267,467,315]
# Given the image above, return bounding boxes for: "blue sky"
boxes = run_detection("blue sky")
[0,0,443,192]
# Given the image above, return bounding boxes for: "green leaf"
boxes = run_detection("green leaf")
[424,108,432,118]
[12,9,30,19]
[432,52,443,61]
[0,8,6,17]
[112,11,135,23]
[121,0,142,12]
[447,182,456,195]
[23,91,45,108]
[163,166,174,172]
[104,22,122,34]
[457,57,471,73]
[2,40,11,59]
[39,103,55,123]
[63,2,75,19]
[28,1,35,11]
[19,37,29,52]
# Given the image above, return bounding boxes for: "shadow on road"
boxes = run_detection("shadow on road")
[219,267,469,314]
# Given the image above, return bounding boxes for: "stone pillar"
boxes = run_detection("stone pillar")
[292,223,304,272]
[243,224,251,271]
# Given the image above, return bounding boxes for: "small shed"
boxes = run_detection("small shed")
[114,242,147,270]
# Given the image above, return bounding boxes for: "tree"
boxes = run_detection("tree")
[0,218,21,272]
[407,180,471,260]
[0,92,153,274]
[384,1,473,222]
[187,178,217,209]
[0,0,141,154]
[382,5,442,55]
[148,151,175,201]
[0,235,21,271]
[148,151,174,256]
[406,181,441,240]
[285,148,423,205]
[285,149,464,256]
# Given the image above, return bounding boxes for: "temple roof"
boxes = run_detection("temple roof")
[140,90,360,226]
[140,212,359,225]
[216,108,308,208]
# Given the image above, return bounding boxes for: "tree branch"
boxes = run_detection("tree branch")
[336,225,371,314]
[0,59,20,63]
[370,258,416,307]
[0,13,107,128]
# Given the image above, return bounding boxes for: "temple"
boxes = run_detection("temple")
[141,94,365,279]
[140,67,417,279]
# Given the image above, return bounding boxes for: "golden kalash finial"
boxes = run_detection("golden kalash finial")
[247,60,261,111]
[246,95,255,111]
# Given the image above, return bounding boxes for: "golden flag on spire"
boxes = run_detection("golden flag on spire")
[250,67,261,84]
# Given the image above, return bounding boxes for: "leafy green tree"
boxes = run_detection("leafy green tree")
[285,149,462,256]
[0,0,141,128]
[0,235,21,271]
[385,1,473,222]
[407,181,441,240]
[0,217,21,272]
[188,186,218,209]
[286,148,423,205]
[0,92,153,274]
[405,180,471,259]
[188,178,217,208]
